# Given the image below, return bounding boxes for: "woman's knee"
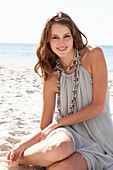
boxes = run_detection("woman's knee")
[44,140,66,162]
[45,138,74,162]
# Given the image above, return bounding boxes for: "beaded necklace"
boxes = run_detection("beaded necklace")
[56,49,81,118]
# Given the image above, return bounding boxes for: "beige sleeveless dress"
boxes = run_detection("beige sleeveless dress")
[56,65,113,170]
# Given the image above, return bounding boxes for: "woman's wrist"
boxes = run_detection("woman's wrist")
[21,129,42,149]
[52,119,62,129]
[17,143,26,152]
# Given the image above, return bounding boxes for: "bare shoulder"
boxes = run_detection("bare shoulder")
[81,46,107,76]
[88,46,105,64]
[87,46,107,77]
[80,46,106,75]
[43,70,57,93]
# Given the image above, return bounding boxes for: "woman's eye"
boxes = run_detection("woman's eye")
[52,36,59,39]
[64,35,70,38]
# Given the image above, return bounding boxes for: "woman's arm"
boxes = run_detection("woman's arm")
[40,72,57,130]
[50,47,108,129]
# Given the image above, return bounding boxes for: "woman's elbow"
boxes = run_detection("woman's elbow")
[92,102,105,114]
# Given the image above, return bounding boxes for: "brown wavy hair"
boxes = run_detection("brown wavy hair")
[34,11,88,80]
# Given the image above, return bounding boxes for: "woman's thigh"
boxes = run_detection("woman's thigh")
[47,152,88,170]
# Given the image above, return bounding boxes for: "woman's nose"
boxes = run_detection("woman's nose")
[58,38,65,46]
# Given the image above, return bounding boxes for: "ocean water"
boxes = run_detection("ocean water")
[100,45,113,72]
[0,43,113,72]
[0,43,37,67]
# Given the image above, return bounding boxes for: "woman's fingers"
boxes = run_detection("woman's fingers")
[6,150,14,160]
[40,132,48,141]
[5,159,18,167]
[6,150,18,164]
[5,159,12,164]
[6,151,11,160]
[10,150,14,160]
[5,146,24,167]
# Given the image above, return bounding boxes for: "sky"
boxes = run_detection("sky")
[0,0,113,45]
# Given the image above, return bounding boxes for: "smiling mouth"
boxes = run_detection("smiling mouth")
[57,47,67,51]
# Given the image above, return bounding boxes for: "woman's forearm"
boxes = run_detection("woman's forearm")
[19,128,42,151]
[56,102,105,128]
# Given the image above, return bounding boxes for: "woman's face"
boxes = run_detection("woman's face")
[49,23,74,58]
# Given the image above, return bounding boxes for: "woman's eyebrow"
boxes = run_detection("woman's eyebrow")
[51,34,58,37]
[51,32,71,36]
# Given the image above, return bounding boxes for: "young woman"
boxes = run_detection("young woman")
[6,11,113,170]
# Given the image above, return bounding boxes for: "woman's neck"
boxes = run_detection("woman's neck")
[59,49,75,69]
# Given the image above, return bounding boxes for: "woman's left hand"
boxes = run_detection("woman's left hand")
[40,120,58,141]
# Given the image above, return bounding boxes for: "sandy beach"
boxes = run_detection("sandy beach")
[0,64,44,170]
[0,64,113,170]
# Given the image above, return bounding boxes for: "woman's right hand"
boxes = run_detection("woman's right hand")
[5,145,24,166]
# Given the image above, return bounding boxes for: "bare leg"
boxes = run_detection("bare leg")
[47,152,88,170]
[19,131,74,167]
